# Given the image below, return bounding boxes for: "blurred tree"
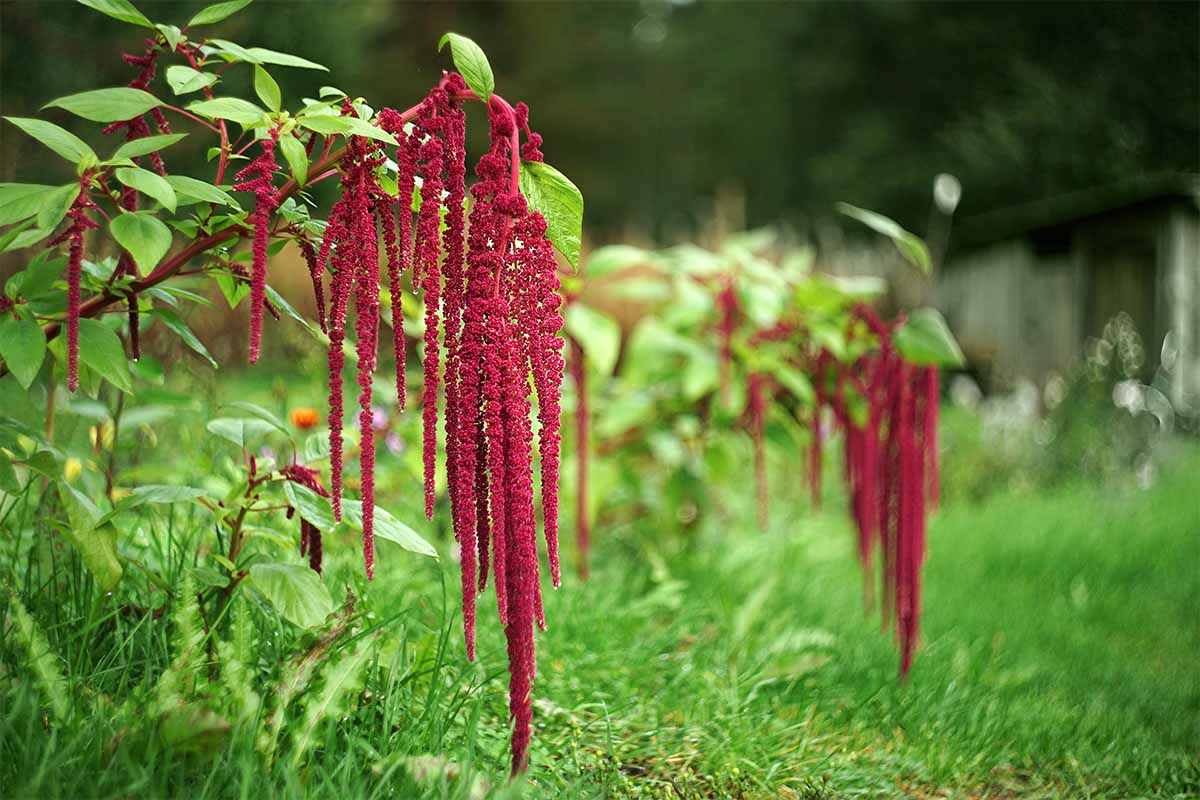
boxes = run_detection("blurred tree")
[1,0,1196,240]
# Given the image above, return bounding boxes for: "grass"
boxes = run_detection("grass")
[1,374,1197,799]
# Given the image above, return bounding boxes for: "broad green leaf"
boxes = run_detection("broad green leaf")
[44,88,161,123]
[110,211,172,275]
[114,167,176,212]
[146,307,217,367]
[253,65,281,112]
[166,175,236,207]
[0,317,46,389]
[893,307,965,367]
[278,134,307,185]
[213,270,249,308]
[165,66,219,96]
[221,400,288,433]
[564,303,620,377]
[112,132,187,161]
[131,484,208,504]
[585,244,654,278]
[0,183,60,226]
[518,160,583,270]
[372,505,438,557]
[298,115,353,136]
[836,202,932,274]
[245,47,327,71]
[0,219,38,254]
[303,432,330,462]
[342,117,398,146]
[77,318,132,393]
[318,86,345,99]
[283,481,335,532]
[187,97,267,126]
[188,0,253,26]
[437,33,494,101]
[4,117,97,164]
[35,183,81,232]
[207,39,259,63]
[155,24,183,52]
[206,417,275,447]
[340,499,437,558]
[75,0,154,29]
[57,483,123,590]
[0,452,19,494]
[249,562,333,628]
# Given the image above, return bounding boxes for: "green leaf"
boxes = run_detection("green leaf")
[114,167,176,212]
[221,400,288,433]
[75,0,154,29]
[519,160,583,270]
[0,317,46,389]
[187,97,267,127]
[146,307,217,367]
[244,47,327,71]
[166,175,236,207]
[44,88,161,124]
[342,117,398,146]
[253,65,281,112]
[564,304,620,377]
[188,0,253,26]
[836,202,932,275]
[249,562,333,628]
[57,482,123,591]
[0,183,60,226]
[165,66,219,96]
[893,307,965,367]
[35,183,81,232]
[112,132,187,161]
[283,482,335,531]
[4,117,96,164]
[110,211,172,275]
[77,318,132,393]
[303,432,330,462]
[297,115,352,136]
[0,219,38,255]
[585,244,654,278]
[156,24,183,52]
[340,499,438,558]
[437,33,494,101]
[206,417,275,447]
[278,135,307,186]
[0,452,19,494]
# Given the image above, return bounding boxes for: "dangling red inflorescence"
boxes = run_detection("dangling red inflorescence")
[308,75,565,774]
[320,124,380,525]
[49,172,98,393]
[812,304,940,678]
[232,130,281,364]
[282,463,331,575]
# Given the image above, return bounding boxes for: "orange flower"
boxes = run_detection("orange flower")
[290,407,320,429]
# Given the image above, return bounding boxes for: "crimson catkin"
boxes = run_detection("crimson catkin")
[49,173,98,392]
[232,130,280,364]
[815,304,941,678]
[307,75,564,774]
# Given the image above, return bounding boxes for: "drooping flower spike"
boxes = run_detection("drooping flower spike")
[232,129,281,365]
[48,172,98,392]
[305,77,564,774]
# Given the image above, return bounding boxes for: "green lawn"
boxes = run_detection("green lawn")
[1,377,1197,799]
